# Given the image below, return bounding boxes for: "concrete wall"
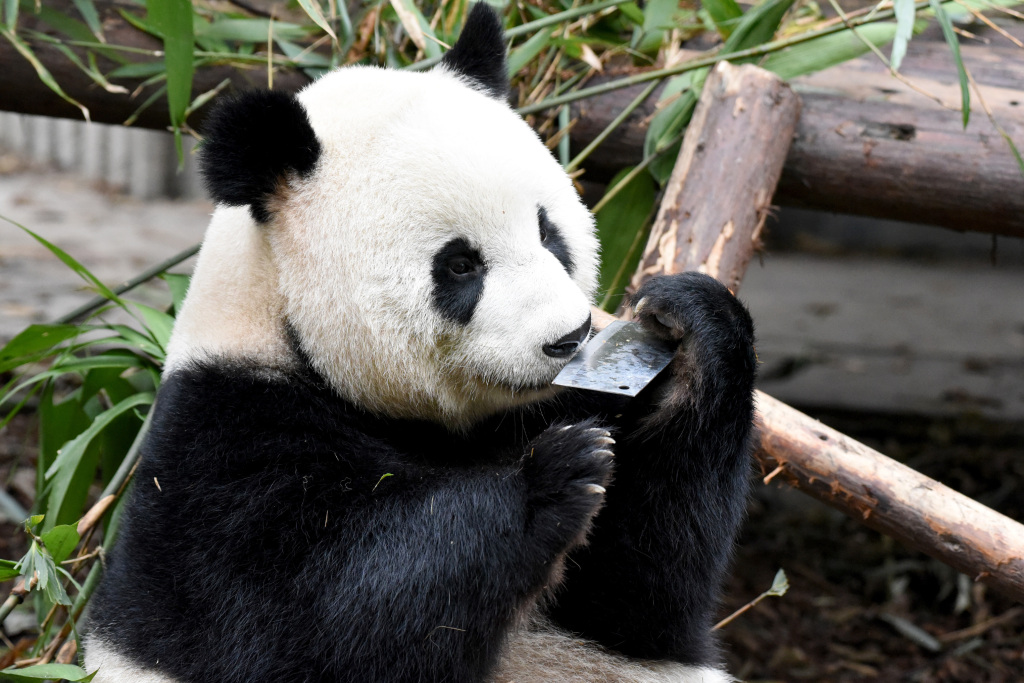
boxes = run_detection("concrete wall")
[0,112,204,200]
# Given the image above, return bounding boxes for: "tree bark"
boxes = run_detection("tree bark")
[571,42,1024,238]
[756,391,1024,603]
[0,0,311,129]
[630,62,801,295]
[602,60,1024,604]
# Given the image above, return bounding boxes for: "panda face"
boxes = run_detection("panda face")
[189,7,599,429]
[261,66,597,427]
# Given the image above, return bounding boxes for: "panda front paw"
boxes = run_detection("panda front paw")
[632,272,753,349]
[522,420,614,553]
[632,272,756,409]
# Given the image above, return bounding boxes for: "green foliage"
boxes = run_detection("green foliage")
[0,215,181,671]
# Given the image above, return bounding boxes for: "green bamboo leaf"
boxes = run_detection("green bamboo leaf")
[134,303,175,351]
[23,31,129,94]
[702,0,743,38]
[0,663,95,681]
[507,27,552,76]
[295,0,338,44]
[891,0,915,71]
[106,61,167,79]
[161,273,191,314]
[45,392,154,482]
[0,324,81,371]
[7,354,146,398]
[762,22,899,80]
[389,0,441,59]
[72,0,104,41]
[108,324,166,357]
[147,0,195,159]
[0,559,19,582]
[596,166,656,311]
[3,0,16,30]
[929,0,969,127]
[0,28,90,120]
[40,524,81,564]
[722,0,795,53]
[0,213,126,308]
[635,0,677,52]
[197,18,311,42]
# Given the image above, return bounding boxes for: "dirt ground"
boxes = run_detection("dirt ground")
[721,411,1024,682]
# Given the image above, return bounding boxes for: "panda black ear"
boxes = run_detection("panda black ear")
[199,90,321,223]
[439,3,509,101]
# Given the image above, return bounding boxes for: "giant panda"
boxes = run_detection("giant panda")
[84,4,757,682]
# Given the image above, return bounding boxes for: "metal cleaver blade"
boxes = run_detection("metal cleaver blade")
[552,320,676,397]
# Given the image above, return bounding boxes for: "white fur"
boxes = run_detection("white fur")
[84,636,180,683]
[164,205,294,374]
[495,621,733,683]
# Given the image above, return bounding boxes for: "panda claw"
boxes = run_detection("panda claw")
[594,436,615,446]
[593,449,614,459]
[585,484,606,495]
[633,297,649,315]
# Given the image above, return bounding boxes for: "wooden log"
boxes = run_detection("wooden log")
[602,60,1024,603]
[0,0,311,129]
[629,61,801,295]
[755,391,1024,603]
[571,42,1024,238]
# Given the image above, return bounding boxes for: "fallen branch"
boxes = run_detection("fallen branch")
[598,59,1024,603]
[571,42,1024,238]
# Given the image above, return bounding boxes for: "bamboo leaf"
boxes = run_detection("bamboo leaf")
[161,273,191,314]
[596,166,656,311]
[0,559,19,582]
[72,0,104,41]
[0,663,95,681]
[636,0,677,52]
[147,0,195,158]
[134,303,175,352]
[0,27,90,120]
[507,27,552,76]
[0,325,81,373]
[891,0,915,71]
[295,0,338,45]
[0,213,126,309]
[197,18,311,42]
[762,22,899,80]
[702,0,743,38]
[390,0,441,58]
[929,0,970,127]
[45,392,153,483]
[40,524,80,564]
[723,0,795,53]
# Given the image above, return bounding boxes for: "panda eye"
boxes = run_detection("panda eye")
[448,256,476,276]
[539,224,548,243]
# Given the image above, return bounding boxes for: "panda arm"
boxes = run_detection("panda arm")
[548,273,757,665]
[296,420,614,683]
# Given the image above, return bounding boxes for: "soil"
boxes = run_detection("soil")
[721,410,1024,682]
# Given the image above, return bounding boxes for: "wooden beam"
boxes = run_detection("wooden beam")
[605,60,1024,603]
[570,43,1024,238]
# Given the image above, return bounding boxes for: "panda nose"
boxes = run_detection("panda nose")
[542,314,592,358]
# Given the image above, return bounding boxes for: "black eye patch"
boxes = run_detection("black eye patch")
[431,238,486,325]
[538,207,574,276]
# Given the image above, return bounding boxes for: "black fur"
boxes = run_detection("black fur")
[200,90,321,223]
[89,272,756,681]
[550,272,758,663]
[438,3,510,101]
[431,237,487,325]
[538,206,574,276]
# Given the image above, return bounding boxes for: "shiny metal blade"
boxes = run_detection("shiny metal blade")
[551,320,675,397]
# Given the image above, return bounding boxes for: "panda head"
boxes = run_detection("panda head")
[186,3,598,429]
